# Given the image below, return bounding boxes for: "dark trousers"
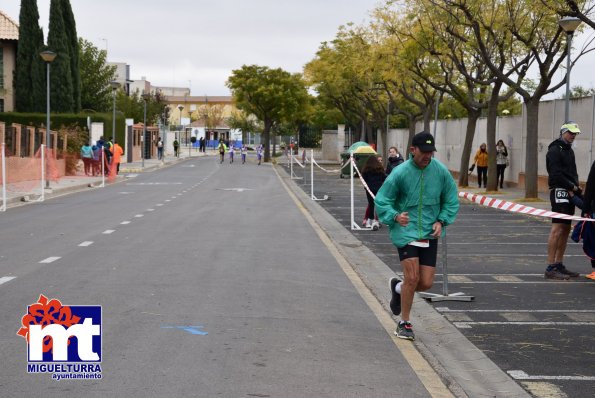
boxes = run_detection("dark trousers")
[477,166,487,187]
[496,164,506,187]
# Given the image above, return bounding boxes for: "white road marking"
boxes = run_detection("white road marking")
[103,230,115,234]
[492,275,523,282]
[501,313,538,322]
[0,276,17,285]
[454,321,595,328]
[165,200,171,202]
[127,182,182,185]
[218,187,254,192]
[78,241,93,247]
[39,257,60,264]
[508,370,595,381]
[147,209,155,212]
[436,280,588,284]
[118,191,134,195]
[436,308,595,313]
[156,204,164,206]
[446,275,472,283]
[121,221,131,225]
[134,214,144,218]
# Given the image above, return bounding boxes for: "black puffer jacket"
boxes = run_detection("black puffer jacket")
[546,138,578,190]
[385,154,404,175]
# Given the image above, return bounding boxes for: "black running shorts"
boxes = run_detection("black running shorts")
[397,239,438,266]
[550,188,575,225]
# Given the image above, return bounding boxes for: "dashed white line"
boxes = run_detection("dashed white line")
[40,257,61,264]
[454,321,595,328]
[121,221,131,225]
[134,214,144,218]
[78,241,94,247]
[156,204,164,206]
[436,308,595,313]
[103,230,115,234]
[0,276,17,285]
[147,209,155,212]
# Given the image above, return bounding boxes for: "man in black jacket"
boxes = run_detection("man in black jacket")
[545,122,582,280]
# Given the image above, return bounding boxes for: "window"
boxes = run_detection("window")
[0,99,4,113]
[0,47,3,89]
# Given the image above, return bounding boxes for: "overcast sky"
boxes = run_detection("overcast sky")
[3,0,381,95]
[3,1,595,99]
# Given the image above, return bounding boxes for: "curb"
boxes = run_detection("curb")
[274,164,530,398]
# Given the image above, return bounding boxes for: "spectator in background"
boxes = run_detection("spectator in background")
[156,137,164,160]
[386,146,405,175]
[173,139,180,157]
[472,143,488,188]
[80,143,94,176]
[545,122,582,280]
[91,145,100,176]
[496,139,508,189]
[361,156,386,230]
[111,140,124,175]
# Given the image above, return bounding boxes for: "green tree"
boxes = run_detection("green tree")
[79,38,117,112]
[61,0,80,112]
[444,0,593,199]
[14,0,45,112]
[227,110,263,143]
[226,65,309,162]
[47,0,74,113]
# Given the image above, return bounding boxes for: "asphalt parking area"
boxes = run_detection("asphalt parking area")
[282,160,595,398]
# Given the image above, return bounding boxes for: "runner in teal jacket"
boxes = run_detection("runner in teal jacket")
[374,153,459,248]
[374,131,459,341]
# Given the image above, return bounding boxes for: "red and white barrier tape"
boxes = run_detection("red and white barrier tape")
[458,191,593,222]
[290,154,305,168]
[308,156,341,173]
[350,157,376,199]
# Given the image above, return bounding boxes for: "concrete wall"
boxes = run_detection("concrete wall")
[386,95,595,188]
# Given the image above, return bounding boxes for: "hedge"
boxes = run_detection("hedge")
[0,111,127,144]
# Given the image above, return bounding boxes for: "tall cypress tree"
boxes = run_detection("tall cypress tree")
[47,0,74,113]
[14,0,45,112]
[61,0,80,112]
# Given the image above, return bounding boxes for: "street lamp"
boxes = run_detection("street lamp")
[559,16,582,122]
[141,92,150,168]
[109,81,121,142]
[40,50,57,189]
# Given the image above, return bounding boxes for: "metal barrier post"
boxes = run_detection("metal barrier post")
[310,149,328,201]
[418,228,475,302]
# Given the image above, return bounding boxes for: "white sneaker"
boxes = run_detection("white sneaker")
[372,220,379,231]
[365,219,372,228]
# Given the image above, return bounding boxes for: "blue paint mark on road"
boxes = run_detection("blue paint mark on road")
[161,325,208,335]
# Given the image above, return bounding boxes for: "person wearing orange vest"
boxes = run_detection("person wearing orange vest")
[472,143,488,188]
[110,140,124,175]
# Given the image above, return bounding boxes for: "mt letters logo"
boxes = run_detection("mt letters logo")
[17,294,102,380]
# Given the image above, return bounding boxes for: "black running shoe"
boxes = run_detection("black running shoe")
[389,278,401,316]
[544,268,570,280]
[557,263,579,277]
[395,321,415,341]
